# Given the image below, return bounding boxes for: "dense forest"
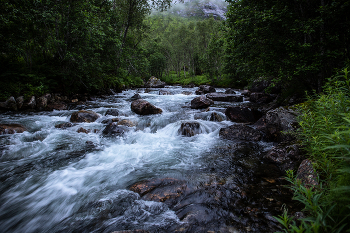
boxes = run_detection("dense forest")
[1,1,350,231]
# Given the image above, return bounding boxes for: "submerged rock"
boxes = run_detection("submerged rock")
[219,124,262,141]
[181,91,192,95]
[130,93,142,100]
[191,95,214,109]
[159,90,172,95]
[131,99,162,115]
[70,110,100,123]
[179,122,201,137]
[55,122,73,129]
[0,124,27,134]
[209,112,224,122]
[117,119,136,127]
[195,85,216,95]
[101,118,120,124]
[102,123,130,136]
[105,109,119,116]
[225,106,262,123]
[77,127,90,134]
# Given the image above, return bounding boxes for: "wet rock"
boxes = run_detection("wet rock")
[46,102,67,111]
[117,119,136,127]
[102,123,130,136]
[70,110,100,123]
[209,112,224,122]
[145,76,166,88]
[225,106,262,123]
[250,92,275,104]
[241,90,251,97]
[225,88,236,94]
[144,88,152,93]
[264,143,302,173]
[130,178,188,206]
[219,124,262,141]
[77,127,90,134]
[105,109,119,116]
[16,96,24,109]
[131,99,162,115]
[296,159,318,187]
[112,231,149,233]
[1,96,18,111]
[191,95,214,109]
[55,122,73,129]
[36,95,49,111]
[206,93,243,102]
[23,96,36,109]
[179,122,201,137]
[181,91,192,95]
[254,107,298,142]
[101,118,119,124]
[159,89,172,95]
[195,85,216,95]
[130,93,141,100]
[0,124,27,134]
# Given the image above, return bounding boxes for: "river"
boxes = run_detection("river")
[0,86,293,232]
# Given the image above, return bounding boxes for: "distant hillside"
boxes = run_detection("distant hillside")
[154,0,228,20]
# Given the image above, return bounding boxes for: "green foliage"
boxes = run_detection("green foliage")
[276,67,350,232]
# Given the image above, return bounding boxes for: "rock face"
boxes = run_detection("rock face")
[195,85,216,95]
[179,122,201,137]
[102,123,130,136]
[145,76,166,88]
[131,99,162,115]
[264,143,302,173]
[159,90,172,95]
[206,93,243,102]
[296,159,318,187]
[105,109,119,116]
[225,106,262,123]
[70,110,100,123]
[191,95,214,109]
[219,124,262,141]
[254,107,298,142]
[0,124,27,134]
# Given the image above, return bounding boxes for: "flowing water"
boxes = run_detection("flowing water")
[0,87,293,233]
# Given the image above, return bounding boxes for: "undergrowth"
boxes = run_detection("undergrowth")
[275,67,350,232]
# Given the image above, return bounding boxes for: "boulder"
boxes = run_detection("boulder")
[249,92,275,104]
[191,95,214,109]
[206,93,243,102]
[77,127,90,134]
[209,112,224,122]
[254,107,298,142]
[225,106,262,123]
[46,102,67,111]
[195,85,216,95]
[296,159,318,187]
[105,109,119,116]
[0,124,27,134]
[225,88,236,94]
[182,83,196,88]
[23,96,36,109]
[102,123,130,136]
[145,76,166,88]
[16,96,24,109]
[36,95,49,111]
[55,122,73,129]
[131,99,162,115]
[117,119,136,127]
[101,118,119,124]
[70,110,100,123]
[179,122,201,137]
[264,143,302,173]
[130,93,141,100]
[219,124,262,141]
[159,90,172,95]
[4,96,17,111]
[241,90,251,97]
